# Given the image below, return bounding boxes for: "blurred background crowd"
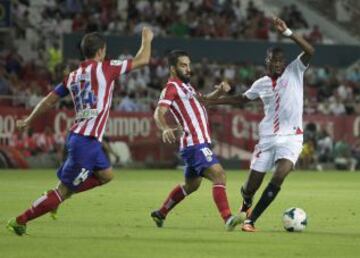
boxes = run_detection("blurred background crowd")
[1,0,360,170]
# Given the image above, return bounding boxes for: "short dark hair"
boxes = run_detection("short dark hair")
[167,50,190,67]
[80,32,106,59]
[266,47,284,58]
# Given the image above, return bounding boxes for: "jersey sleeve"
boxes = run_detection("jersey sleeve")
[104,59,133,81]
[243,80,261,100]
[52,76,70,98]
[288,54,308,74]
[158,84,178,108]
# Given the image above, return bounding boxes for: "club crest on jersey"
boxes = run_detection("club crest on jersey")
[278,79,289,88]
[110,60,123,66]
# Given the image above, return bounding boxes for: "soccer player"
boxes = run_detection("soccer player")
[203,17,315,232]
[7,27,154,235]
[151,50,245,231]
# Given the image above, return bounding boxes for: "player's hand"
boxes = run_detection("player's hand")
[162,127,182,144]
[142,26,154,42]
[16,118,30,131]
[273,16,288,33]
[215,81,231,93]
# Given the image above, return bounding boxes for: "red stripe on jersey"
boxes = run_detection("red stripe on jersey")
[69,68,82,132]
[271,77,277,89]
[80,63,99,135]
[92,63,99,100]
[170,106,187,148]
[97,106,111,139]
[78,66,90,135]
[175,97,200,145]
[94,68,113,137]
[89,64,110,137]
[202,105,211,142]
[189,98,207,144]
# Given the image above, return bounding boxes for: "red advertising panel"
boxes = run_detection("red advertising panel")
[0,107,358,163]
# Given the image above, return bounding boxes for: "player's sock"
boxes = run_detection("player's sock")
[240,186,253,212]
[249,183,281,223]
[75,174,102,193]
[16,189,63,225]
[159,185,187,217]
[212,184,232,222]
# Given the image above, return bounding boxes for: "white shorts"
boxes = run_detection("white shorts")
[250,135,303,173]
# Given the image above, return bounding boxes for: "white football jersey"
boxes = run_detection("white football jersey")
[244,55,308,137]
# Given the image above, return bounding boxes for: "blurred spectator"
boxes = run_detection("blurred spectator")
[116,92,140,112]
[299,138,316,170]
[47,42,62,73]
[333,139,356,170]
[307,25,323,44]
[351,137,360,170]
[316,128,334,170]
[0,66,12,95]
[280,4,308,30]
[329,96,346,116]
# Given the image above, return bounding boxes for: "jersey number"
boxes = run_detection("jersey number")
[70,82,97,111]
[73,168,90,186]
[201,147,213,162]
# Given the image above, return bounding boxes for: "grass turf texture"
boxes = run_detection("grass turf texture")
[1,169,360,258]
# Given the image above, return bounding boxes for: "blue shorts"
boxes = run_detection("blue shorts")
[57,132,110,191]
[180,143,219,178]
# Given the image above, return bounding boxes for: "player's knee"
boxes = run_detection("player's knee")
[101,171,114,184]
[183,184,199,194]
[271,175,285,187]
[212,170,226,185]
[56,184,73,200]
[97,169,114,184]
[184,179,201,194]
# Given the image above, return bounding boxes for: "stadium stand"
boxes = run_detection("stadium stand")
[1,0,359,170]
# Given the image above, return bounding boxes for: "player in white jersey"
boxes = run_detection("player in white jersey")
[7,28,154,236]
[203,17,315,232]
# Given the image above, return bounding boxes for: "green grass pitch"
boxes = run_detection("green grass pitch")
[1,169,360,258]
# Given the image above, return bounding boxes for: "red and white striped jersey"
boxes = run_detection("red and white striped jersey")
[244,55,307,137]
[158,77,211,149]
[54,59,132,141]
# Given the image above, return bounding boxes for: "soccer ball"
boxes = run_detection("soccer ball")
[282,207,307,232]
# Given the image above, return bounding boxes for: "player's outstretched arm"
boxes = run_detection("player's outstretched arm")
[202,81,231,101]
[132,27,154,69]
[16,92,60,130]
[273,16,315,66]
[154,106,182,144]
[201,94,250,106]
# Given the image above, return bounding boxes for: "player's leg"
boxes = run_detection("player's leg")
[75,143,113,193]
[75,167,113,193]
[202,163,245,231]
[7,181,72,236]
[151,172,202,227]
[241,141,275,232]
[47,138,113,220]
[7,133,103,235]
[45,167,113,220]
[243,137,302,232]
[239,169,266,215]
[244,159,292,232]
